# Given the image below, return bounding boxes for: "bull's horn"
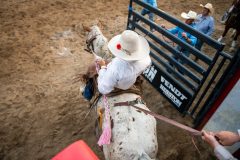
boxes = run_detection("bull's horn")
[82,24,91,32]
[97,20,107,29]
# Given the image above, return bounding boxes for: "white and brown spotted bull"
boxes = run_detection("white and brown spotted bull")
[80,25,158,160]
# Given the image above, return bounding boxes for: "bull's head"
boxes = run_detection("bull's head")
[82,24,112,61]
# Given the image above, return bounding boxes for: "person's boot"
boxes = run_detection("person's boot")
[231,40,237,48]
[230,40,237,52]
[218,36,223,42]
[150,28,155,32]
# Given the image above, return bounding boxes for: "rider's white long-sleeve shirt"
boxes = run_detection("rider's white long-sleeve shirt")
[97,57,151,95]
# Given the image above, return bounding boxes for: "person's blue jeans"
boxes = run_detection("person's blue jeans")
[194,39,203,61]
[141,9,154,21]
[195,39,203,50]
[168,46,189,74]
[141,9,154,31]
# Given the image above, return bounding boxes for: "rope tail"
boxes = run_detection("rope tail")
[95,62,112,146]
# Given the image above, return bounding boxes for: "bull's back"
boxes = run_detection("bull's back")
[99,93,158,160]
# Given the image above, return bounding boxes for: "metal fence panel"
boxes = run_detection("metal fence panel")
[127,0,231,115]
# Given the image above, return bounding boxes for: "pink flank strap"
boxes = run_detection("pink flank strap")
[95,61,112,146]
[97,95,112,146]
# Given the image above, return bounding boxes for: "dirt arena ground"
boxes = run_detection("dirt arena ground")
[0,0,237,159]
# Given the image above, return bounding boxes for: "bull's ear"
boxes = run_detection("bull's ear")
[82,24,91,32]
[97,20,108,29]
[97,20,103,29]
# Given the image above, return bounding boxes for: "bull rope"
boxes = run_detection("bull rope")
[95,62,112,146]
[114,98,202,155]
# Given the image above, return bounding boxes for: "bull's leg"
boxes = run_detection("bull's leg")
[232,30,240,48]
[230,29,237,38]
[218,26,230,42]
[233,29,240,41]
[218,36,223,42]
[230,29,240,52]
[231,40,237,47]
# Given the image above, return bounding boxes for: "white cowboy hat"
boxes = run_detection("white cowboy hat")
[181,10,197,20]
[108,30,150,61]
[200,3,214,14]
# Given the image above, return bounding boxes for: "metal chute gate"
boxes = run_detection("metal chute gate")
[126,0,238,125]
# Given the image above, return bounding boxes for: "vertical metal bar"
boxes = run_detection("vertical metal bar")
[194,49,240,128]
[183,47,224,116]
[127,0,133,29]
[190,57,227,116]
